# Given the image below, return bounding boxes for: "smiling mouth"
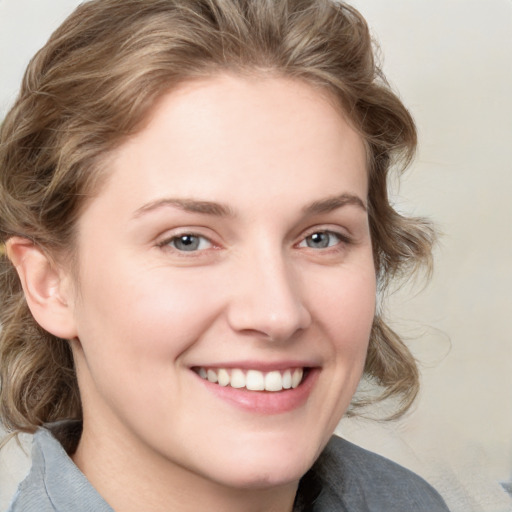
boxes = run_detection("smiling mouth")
[193,367,308,392]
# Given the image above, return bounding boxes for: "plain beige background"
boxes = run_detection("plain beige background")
[1,0,511,511]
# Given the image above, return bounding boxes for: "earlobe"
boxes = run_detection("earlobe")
[6,237,78,340]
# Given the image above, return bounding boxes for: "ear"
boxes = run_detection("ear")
[6,237,78,340]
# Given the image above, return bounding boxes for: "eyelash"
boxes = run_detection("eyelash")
[157,233,214,253]
[157,228,352,254]
[297,230,352,251]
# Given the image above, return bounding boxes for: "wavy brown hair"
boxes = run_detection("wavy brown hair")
[0,0,434,434]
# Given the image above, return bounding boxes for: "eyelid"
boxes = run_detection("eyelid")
[156,229,219,252]
[297,226,353,245]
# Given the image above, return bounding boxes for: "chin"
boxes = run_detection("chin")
[198,442,319,490]
[212,465,307,491]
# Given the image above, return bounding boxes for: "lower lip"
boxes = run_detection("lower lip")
[194,369,319,414]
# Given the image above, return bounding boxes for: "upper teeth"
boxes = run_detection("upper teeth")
[197,367,304,392]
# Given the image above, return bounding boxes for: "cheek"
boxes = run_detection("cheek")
[73,262,225,370]
[71,266,227,424]
[309,265,376,354]
[302,264,376,436]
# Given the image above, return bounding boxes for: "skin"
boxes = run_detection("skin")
[10,74,376,512]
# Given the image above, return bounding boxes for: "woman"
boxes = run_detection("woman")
[0,0,449,510]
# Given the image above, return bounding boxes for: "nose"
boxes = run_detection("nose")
[226,247,312,342]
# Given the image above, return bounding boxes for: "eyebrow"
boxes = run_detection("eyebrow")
[133,192,366,220]
[302,193,367,215]
[133,198,234,218]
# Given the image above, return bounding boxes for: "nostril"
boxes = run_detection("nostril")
[226,258,311,339]
[227,302,311,342]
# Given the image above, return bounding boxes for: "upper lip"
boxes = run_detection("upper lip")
[189,360,320,372]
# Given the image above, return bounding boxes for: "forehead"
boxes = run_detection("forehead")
[85,74,367,219]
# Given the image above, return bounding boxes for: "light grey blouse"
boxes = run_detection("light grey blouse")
[8,422,450,511]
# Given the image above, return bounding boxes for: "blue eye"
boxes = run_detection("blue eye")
[167,234,212,252]
[299,231,342,249]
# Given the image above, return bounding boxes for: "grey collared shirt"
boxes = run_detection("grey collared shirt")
[7,425,112,512]
[8,422,449,511]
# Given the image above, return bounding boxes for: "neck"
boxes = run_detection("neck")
[72,419,299,512]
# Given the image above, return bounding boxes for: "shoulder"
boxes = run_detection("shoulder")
[7,430,57,512]
[7,455,55,511]
[7,423,113,512]
[298,435,450,512]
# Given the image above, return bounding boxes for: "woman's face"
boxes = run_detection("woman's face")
[68,75,376,491]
